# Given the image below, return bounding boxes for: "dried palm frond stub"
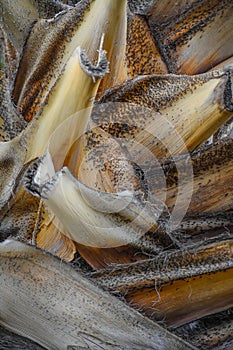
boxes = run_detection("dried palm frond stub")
[0,239,197,350]
[92,240,233,327]
[24,101,193,257]
[130,0,233,75]
[98,70,233,156]
[149,137,233,215]
[12,0,127,122]
[0,0,128,216]
[23,105,233,265]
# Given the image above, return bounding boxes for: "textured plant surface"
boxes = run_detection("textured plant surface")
[0,0,233,349]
